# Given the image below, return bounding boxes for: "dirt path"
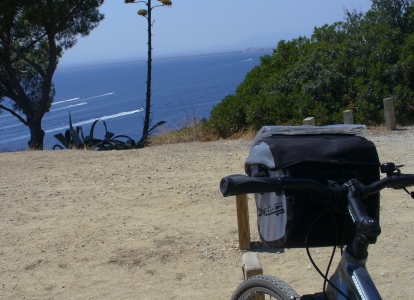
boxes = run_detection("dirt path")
[1,127,414,299]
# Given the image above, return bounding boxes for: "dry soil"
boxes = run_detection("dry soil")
[1,127,414,299]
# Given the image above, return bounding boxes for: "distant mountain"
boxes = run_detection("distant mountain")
[233,31,306,49]
[154,31,306,58]
[242,47,272,53]
[59,31,307,68]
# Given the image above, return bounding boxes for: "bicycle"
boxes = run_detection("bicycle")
[220,162,414,300]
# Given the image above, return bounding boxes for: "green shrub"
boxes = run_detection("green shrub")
[207,1,414,137]
[207,95,248,138]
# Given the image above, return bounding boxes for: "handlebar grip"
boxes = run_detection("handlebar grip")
[361,174,414,197]
[220,175,282,196]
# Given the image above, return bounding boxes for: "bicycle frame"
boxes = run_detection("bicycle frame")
[303,182,383,300]
[221,166,414,300]
[319,180,383,300]
[301,247,381,300]
[324,249,381,300]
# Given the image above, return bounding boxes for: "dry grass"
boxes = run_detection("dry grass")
[148,122,399,147]
[226,128,256,140]
[366,124,391,135]
[366,124,411,136]
[148,118,257,147]
[150,122,400,147]
[147,118,215,146]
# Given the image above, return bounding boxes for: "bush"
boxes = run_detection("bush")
[207,1,414,137]
[207,95,248,138]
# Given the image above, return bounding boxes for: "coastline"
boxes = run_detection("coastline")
[57,48,273,71]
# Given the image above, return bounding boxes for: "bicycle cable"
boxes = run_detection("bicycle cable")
[340,214,348,256]
[322,210,340,299]
[305,207,350,300]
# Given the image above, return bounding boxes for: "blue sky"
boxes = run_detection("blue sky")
[59,0,373,65]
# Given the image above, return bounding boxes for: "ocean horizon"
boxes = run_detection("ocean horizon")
[0,50,272,152]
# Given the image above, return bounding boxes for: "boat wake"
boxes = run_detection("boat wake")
[52,92,115,106]
[52,97,80,105]
[51,102,87,112]
[0,108,144,144]
[56,108,144,131]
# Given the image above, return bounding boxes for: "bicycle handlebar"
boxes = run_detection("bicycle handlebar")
[361,174,414,196]
[220,171,414,260]
[220,173,414,198]
[220,175,334,197]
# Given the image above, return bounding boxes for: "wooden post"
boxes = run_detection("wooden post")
[303,117,315,126]
[383,98,396,131]
[236,194,250,250]
[242,252,263,279]
[242,252,264,300]
[343,110,353,124]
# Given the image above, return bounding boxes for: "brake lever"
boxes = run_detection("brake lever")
[393,165,414,199]
[401,187,414,199]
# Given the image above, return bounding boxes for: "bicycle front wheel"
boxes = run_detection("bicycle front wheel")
[231,275,299,300]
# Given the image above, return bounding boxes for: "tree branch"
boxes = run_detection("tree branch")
[14,0,85,53]
[10,0,86,63]
[0,75,17,99]
[0,105,28,126]
[13,33,48,60]
[66,0,87,19]
[0,41,47,80]
[150,5,164,11]
[0,54,30,103]
[55,0,88,33]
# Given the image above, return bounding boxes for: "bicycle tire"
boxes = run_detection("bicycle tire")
[231,274,299,300]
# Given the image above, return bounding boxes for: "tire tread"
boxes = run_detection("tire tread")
[231,274,299,300]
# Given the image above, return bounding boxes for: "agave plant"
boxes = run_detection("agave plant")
[53,112,136,150]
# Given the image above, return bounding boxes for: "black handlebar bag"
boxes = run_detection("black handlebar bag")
[245,125,380,248]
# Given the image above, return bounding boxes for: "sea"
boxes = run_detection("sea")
[0,50,272,151]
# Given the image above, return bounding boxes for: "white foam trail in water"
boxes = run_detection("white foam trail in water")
[1,102,88,129]
[82,92,115,101]
[52,97,80,105]
[58,108,143,130]
[51,102,87,112]
[0,132,29,143]
[45,108,144,134]
[0,108,143,143]
[52,92,114,106]
[0,122,26,131]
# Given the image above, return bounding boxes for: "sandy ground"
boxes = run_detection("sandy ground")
[1,127,414,299]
